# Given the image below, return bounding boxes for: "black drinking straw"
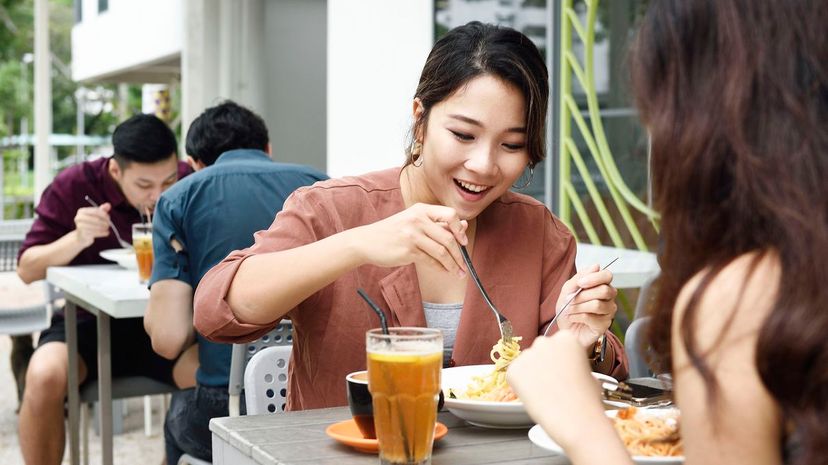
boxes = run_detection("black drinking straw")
[357,288,389,335]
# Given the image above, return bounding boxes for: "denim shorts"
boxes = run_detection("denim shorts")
[164,384,242,464]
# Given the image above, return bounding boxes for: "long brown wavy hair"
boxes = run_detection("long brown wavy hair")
[631,1,828,463]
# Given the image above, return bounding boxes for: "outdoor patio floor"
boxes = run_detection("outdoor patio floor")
[0,271,166,465]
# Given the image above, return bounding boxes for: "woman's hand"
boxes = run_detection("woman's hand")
[507,332,607,449]
[554,264,618,348]
[351,203,469,276]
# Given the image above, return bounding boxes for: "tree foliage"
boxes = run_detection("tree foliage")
[0,0,120,138]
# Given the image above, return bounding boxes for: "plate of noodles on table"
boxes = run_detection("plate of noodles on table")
[442,336,621,428]
[528,407,684,464]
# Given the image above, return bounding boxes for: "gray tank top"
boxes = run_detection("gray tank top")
[422,301,463,367]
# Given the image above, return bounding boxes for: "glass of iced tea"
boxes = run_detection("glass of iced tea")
[131,223,153,284]
[367,327,442,465]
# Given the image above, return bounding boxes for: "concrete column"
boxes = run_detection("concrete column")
[181,0,221,147]
[33,0,52,204]
[182,0,265,147]
[238,0,265,114]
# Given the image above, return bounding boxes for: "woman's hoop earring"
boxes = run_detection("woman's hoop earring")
[512,166,534,189]
[411,142,424,167]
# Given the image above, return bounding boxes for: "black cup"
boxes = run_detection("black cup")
[346,370,376,439]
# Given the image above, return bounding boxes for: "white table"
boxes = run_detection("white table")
[46,265,150,465]
[576,243,659,289]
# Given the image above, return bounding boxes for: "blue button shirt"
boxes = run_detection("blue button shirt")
[149,149,327,387]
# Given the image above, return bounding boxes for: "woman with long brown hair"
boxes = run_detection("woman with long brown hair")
[508,0,828,463]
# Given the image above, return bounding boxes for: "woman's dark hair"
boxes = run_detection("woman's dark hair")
[185,100,270,166]
[405,21,548,168]
[632,0,828,462]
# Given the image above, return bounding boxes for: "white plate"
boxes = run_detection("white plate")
[442,365,621,429]
[528,409,684,464]
[99,248,137,269]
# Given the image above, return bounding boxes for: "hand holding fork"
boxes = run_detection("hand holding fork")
[79,196,133,249]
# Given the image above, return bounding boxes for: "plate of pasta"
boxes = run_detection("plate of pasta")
[442,336,622,428]
[527,407,684,464]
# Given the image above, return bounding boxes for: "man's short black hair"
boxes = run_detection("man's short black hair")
[112,114,178,167]
[185,100,270,167]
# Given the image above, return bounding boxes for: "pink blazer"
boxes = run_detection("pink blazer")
[194,168,629,410]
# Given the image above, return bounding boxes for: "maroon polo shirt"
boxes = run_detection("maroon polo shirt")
[18,156,191,269]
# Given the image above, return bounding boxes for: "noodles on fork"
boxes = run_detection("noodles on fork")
[453,336,522,402]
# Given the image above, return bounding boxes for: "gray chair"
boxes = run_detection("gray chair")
[0,220,52,336]
[624,316,653,378]
[624,272,660,378]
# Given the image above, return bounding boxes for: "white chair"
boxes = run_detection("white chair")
[179,324,293,465]
[243,345,291,415]
[227,320,293,416]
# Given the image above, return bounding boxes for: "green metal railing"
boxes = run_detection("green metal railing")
[557,0,659,252]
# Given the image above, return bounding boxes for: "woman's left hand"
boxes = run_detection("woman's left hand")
[553,264,618,348]
[507,331,609,452]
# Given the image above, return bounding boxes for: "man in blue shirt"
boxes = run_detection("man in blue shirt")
[143,100,327,464]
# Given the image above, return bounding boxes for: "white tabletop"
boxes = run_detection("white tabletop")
[46,265,149,319]
[576,243,659,289]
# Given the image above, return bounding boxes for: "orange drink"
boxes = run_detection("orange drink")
[132,223,153,283]
[367,328,442,465]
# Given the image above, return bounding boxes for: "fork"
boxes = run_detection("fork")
[543,257,619,337]
[459,245,514,342]
[83,195,133,249]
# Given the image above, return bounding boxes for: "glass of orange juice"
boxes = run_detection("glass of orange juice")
[367,327,442,465]
[131,223,153,284]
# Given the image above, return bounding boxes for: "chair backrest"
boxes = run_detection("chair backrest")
[624,316,653,378]
[243,345,292,415]
[625,271,659,378]
[227,320,293,416]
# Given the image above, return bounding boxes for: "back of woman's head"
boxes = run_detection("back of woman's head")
[632,1,828,462]
[406,21,548,167]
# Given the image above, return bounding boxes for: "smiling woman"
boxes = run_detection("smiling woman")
[193,21,628,412]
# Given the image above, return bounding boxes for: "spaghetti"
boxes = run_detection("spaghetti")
[612,407,683,457]
[454,336,522,402]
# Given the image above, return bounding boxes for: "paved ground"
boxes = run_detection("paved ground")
[0,272,166,464]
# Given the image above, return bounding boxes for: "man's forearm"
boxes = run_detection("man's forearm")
[17,230,88,283]
[145,280,196,360]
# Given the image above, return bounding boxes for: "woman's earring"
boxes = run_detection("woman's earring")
[411,141,424,167]
[512,165,534,189]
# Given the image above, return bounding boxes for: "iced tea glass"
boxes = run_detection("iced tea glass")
[131,223,153,284]
[367,328,442,465]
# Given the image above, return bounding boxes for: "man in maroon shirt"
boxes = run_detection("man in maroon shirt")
[16,114,192,465]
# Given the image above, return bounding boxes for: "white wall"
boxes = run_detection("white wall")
[72,0,183,82]
[327,0,434,177]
